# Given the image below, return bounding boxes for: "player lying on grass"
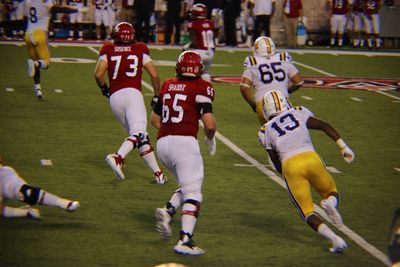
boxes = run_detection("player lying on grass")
[0,155,79,219]
[258,90,355,253]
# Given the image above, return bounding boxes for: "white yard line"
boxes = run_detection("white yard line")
[88,46,390,265]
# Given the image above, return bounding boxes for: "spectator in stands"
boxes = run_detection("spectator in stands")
[107,0,117,35]
[164,0,185,45]
[120,0,135,25]
[134,0,155,43]
[93,0,111,40]
[251,0,275,40]
[221,0,241,47]
[283,0,303,48]
[363,0,381,50]
[327,0,352,48]
[67,0,87,41]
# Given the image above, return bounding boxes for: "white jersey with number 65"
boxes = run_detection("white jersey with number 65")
[242,54,299,102]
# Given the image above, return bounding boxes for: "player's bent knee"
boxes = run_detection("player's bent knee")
[19,184,42,205]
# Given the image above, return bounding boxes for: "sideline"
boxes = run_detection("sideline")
[88,46,390,266]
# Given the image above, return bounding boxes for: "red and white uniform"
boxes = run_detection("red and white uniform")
[156,77,215,194]
[188,18,215,77]
[98,41,152,136]
[352,0,364,32]
[363,0,380,34]
[329,0,353,34]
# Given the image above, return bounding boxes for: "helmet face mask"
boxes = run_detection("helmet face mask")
[191,3,207,20]
[262,91,290,120]
[254,36,276,57]
[113,22,135,44]
[176,51,204,78]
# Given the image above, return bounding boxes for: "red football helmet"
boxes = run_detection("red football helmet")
[191,3,207,20]
[113,22,135,43]
[176,51,204,78]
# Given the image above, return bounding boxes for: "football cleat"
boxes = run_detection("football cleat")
[66,201,80,212]
[321,199,343,227]
[27,59,35,77]
[153,171,167,184]
[27,208,41,219]
[174,232,205,256]
[106,154,125,180]
[35,88,43,100]
[329,236,347,253]
[155,207,172,239]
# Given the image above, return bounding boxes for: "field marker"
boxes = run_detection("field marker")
[395,168,400,173]
[301,95,313,100]
[54,89,63,93]
[350,97,363,102]
[88,46,390,266]
[227,50,235,54]
[40,159,53,166]
[234,163,270,167]
[5,87,14,92]
[293,61,336,77]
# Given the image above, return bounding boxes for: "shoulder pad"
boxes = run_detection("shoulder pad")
[243,56,257,68]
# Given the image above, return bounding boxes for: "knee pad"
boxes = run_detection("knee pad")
[19,184,42,205]
[135,133,154,156]
[182,199,201,218]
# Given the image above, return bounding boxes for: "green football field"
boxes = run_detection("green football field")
[0,41,399,267]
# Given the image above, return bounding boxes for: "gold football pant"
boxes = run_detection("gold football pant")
[24,30,50,65]
[282,151,337,219]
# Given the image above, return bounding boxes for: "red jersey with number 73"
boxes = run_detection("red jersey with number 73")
[99,42,150,95]
[158,77,215,139]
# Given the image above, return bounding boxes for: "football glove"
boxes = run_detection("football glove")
[99,84,110,98]
[336,138,355,163]
[205,136,216,156]
[150,95,159,110]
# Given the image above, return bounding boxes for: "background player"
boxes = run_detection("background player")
[0,155,79,219]
[24,0,81,99]
[151,50,216,256]
[240,36,303,125]
[258,90,355,253]
[327,0,353,48]
[363,0,381,49]
[67,0,87,41]
[94,22,166,184]
[185,3,215,82]
[93,0,111,40]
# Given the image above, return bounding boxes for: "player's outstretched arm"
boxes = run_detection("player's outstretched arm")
[202,113,217,156]
[144,61,161,97]
[288,73,304,94]
[94,60,110,98]
[307,116,355,163]
[240,77,256,112]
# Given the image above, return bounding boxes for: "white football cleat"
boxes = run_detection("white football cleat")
[35,88,43,100]
[27,208,41,219]
[321,199,343,227]
[155,208,172,239]
[27,59,35,77]
[153,171,167,184]
[66,201,80,212]
[329,236,347,253]
[174,233,205,256]
[106,154,125,180]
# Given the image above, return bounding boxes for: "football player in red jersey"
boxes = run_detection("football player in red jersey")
[363,0,381,49]
[151,51,216,256]
[327,0,352,48]
[94,22,167,184]
[185,3,215,82]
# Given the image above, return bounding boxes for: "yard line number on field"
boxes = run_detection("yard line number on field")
[87,46,390,266]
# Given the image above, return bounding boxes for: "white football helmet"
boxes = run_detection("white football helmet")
[253,36,276,57]
[262,90,290,119]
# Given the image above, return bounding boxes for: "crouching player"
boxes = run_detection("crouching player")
[258,90,355,253]
[0,156,80,219]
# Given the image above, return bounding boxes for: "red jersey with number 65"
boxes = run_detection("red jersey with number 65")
[99,42,151,95]
[188,19,215,50]
[157,77,215,139]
